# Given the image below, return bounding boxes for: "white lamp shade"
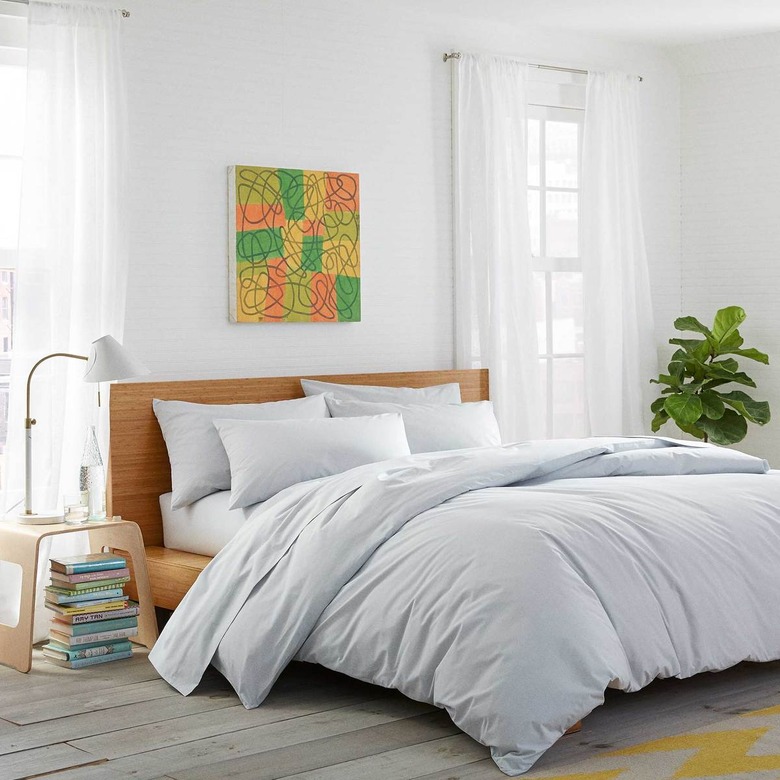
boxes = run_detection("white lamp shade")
[82,335,150,383]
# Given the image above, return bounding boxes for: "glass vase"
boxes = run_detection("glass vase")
[80,425,106,522]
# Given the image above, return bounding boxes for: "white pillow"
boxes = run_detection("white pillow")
[300,378,461,404]
[153,394,329,509]
[214,414,411,508]
[324,397,501,454]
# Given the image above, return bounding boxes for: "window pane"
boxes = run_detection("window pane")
[534,271,547,354]
[545,191,578,257]
[527,118,540,186]
[545,121,578,189]
[539,357,550,438]
[551,271,583,354]
[0,159,22,251]
[528,189,540,257]
[552,357,587,438]
[0,65,26,156]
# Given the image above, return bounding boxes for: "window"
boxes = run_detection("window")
[527,71,586,438]
[0,0,27,480]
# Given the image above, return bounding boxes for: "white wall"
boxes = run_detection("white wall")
[118,0,680,381]
[676,33,780,463]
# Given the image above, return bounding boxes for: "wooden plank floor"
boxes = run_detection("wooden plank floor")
[1,647,780,779]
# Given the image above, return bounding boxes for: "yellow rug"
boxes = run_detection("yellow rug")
[528,704,780,780]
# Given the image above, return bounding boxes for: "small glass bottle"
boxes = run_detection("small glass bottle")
[80,425,106,522]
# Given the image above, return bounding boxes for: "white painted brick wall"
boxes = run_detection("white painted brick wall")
[676,33,780,464]
[116,0,681,394]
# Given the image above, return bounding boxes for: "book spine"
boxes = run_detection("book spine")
[44,599,130,616]
[46,578,130,595]
[50,568,130,584]
[56,617,139,636]
[67,650,134,668]
[46,641,132,660]
[65,627,138,645]
[59,605,140,624]
[47,588,125,605]
[56,559,127,574]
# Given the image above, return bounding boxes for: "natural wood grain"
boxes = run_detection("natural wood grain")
[108,369,488,608]
[34,763,139,780]
[3,679,178,726]
[0,689,236,756]
[0,742,97,780]
[0,651,159,702]
[279,733,488,780]
[135,547,211,610]
[102,698,435,780]
[170,711,460,780]
[70,685,383,760]
[4,652,780,780]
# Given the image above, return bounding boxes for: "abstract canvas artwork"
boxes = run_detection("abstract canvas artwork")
[228,165,360,322]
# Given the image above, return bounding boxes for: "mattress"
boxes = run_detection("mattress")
[159,490,247,556]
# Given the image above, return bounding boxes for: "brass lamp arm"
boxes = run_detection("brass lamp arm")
[25,352,89,426]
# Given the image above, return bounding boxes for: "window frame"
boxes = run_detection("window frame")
[527,102,585,438]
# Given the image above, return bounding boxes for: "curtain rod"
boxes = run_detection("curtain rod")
[442,51,643,82]
[5,0,129,16]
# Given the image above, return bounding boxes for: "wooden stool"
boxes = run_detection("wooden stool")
[0,519,157,673]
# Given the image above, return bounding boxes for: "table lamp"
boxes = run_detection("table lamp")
[18,335,149,524]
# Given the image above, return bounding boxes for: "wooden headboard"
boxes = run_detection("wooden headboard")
[108,369,489,547]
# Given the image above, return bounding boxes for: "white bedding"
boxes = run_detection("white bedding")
[150,438,780,775]
[160,491,245,557]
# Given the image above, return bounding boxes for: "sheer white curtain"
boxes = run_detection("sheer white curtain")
[0,1,128,636]
[581,71,656,435]
[453,53,543,443]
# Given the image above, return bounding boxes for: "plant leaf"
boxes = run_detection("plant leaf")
[668,360,685,381]
[696,409,748,445]
[719,390,771,425]
[712,358,738,373]
[705,366,757,388]
[700,389,725,420]
[664,394,703,425]
[669,337,708,355]
[674,316,713,337]
[712,306,746,345]
[719,330,744,351]
[650,397,667,414]
[651,411,669,432]
[730,347,769,365]
[677,422,707,440]
[650,374,680,387]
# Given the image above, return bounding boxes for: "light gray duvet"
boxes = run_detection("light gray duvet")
[149,437,780,775]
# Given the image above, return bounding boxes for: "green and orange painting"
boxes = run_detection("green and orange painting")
[228,165,360,323]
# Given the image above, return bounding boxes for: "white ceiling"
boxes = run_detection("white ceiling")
[414,0,780,46]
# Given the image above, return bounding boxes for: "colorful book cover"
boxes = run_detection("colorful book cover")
[51,616,138,636]
[43,649,134,669]
[42,639,132,661]
[45,588,125,606]
[49,567,130,584]
[52,602,139,624]
[46,577,130,595]
[49,553,127,575]
[50,626,138,647]
[45,599,130,616]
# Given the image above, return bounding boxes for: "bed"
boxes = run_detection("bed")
[109,369,780,776]
[108,369,489,608]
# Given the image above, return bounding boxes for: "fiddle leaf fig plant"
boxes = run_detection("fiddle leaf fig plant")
[650,306,771,445]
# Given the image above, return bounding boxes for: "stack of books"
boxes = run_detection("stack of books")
[42,552,139,668]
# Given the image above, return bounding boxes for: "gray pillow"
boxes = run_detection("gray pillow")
[153,394,329,509]
[300,378,461,404]
[214,414,411,508]
[324,397,501,454]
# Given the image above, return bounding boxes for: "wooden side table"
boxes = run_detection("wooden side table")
[0,519,158,673]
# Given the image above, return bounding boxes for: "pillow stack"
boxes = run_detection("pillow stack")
[154,379,502,511]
